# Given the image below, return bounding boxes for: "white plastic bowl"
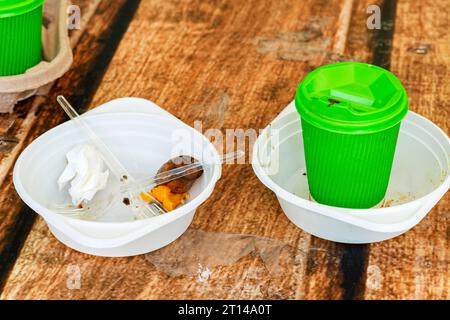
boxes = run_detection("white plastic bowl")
[14,98,221,257]
[253,102,450,244]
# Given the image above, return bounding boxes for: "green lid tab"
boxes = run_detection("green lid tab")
[0,0,44,18]
[295,62,409,134]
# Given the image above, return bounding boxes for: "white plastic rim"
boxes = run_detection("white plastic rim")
[13,98,221,250]
[252,102,449,242]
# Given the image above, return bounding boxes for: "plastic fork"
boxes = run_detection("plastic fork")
[56,95,166,219]
[52,196,167,220]
[52,196,116,221]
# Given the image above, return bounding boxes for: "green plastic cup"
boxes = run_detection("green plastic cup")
[295,62,409,209]
[0,0,44,76]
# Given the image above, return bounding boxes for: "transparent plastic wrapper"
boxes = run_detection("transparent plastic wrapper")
[0,0,73,113]
[145,228,342,279]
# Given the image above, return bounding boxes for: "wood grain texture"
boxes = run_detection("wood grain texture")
[1,0,369,300]
[0,0,140,292]
[364,0,450,300]
[0,0,448,300]
[0,0,102,291]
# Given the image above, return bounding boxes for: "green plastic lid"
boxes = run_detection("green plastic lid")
[0,0,44,18]
[295,62,409,134]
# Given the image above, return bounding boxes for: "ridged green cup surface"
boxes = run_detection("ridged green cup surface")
[0,0,44,76]
[295,62,409,209]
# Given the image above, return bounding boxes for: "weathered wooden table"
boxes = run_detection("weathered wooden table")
[0,0,448,300]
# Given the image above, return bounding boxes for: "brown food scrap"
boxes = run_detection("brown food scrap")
[140,156,204,212]
[157,156,204,194]
[327,99,341,107]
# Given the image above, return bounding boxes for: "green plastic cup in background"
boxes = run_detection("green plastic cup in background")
[0,0,44,76]
[295,62,409,209]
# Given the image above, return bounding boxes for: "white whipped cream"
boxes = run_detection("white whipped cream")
[58,144,110,206]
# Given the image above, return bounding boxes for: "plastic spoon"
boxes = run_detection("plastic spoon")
[124,151,245,193]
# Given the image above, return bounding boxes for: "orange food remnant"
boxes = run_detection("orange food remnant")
[141,185,189,212]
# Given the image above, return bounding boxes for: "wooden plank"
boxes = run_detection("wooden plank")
[0,0,140,293]
[0,0,376,299]
[0,0,102,291]
[363,0,450,300]
[4,0,446,300]
[300,0,391,301]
